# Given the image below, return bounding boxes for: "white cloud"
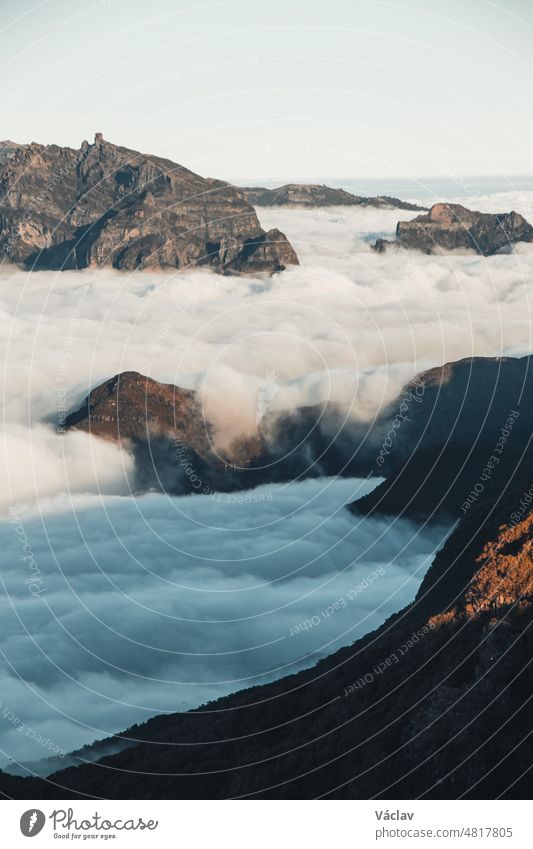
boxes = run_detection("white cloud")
[1,198,531,467]
[0,190,531,770]
[0,425,134,510]
[0,478,449,768]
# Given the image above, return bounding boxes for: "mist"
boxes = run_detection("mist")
[0,477,450,769]
[0,187,531,770]
[2,192,532,506]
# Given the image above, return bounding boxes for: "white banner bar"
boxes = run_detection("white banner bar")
[0,799,530,848]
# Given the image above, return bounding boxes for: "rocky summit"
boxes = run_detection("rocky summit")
[242,183,426,211]
[374,202,533,255]
[0,134,298,274]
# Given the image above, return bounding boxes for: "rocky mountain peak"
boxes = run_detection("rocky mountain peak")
[374,202,533,254]
[0,135,298,274]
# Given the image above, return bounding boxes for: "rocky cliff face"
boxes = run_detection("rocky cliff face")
[416,490,533,620]
[0,134,298,274]
[242,183,426,210]
[374,202,533,254]
[3,491,531,799]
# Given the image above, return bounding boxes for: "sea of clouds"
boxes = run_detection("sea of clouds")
[2,193,533,504]
[0,478,449,770]
[0,189,531,770]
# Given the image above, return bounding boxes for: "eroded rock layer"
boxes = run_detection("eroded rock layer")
[0,134,298,274]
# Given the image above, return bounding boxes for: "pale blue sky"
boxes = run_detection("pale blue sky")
[2,0,533,181]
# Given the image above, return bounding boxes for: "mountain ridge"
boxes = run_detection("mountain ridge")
[2,356,532,798]
[0,134,298,274]
[1,488,531,799]
[241,182,426,211]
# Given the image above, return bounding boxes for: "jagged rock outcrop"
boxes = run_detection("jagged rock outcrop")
[0,134,298,274]
[374,202,533,254]
[242,183,426,211]
[2,492,531,799]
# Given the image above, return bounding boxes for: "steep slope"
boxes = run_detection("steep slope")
[2,492,531,799]
[242,183,426,210]
[0,134,298,274]
[351,356,533,521]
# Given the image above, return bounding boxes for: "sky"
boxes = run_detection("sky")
[2,0,533,182]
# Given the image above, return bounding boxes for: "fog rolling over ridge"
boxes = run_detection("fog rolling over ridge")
[0,187,531,770]
[2,191,533,509]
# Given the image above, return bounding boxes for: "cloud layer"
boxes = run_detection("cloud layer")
[0,478,449,768]
[2,191,532,505]
[0,188,531,769]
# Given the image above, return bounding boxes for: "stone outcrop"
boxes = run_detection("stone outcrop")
[3,357,533,800]
[242,183,426,211]
[64,371,261,494]
[0,134,298,274]
[374,202,533,254]
[65,371,204,447]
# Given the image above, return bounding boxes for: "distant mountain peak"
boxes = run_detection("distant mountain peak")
[242,182,426,211]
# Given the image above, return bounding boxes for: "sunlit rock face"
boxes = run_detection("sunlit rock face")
[0,134,298,274]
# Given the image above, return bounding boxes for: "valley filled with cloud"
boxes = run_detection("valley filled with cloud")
[1,194,531,770]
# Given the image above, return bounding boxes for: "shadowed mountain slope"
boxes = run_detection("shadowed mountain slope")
[1,491,531,799]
